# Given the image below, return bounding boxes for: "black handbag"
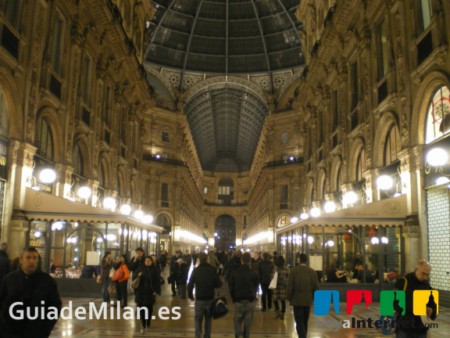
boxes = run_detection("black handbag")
[210,297,228,319]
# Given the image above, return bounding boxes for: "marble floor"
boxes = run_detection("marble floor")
[50,283,450,338]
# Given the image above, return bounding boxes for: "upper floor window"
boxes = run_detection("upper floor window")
[102,85,112,125]
[73,143,84,177]
[218,177,234,205]
[332,90,339,131]
[161,182,169,207]
[0,91,8,138]
[384,124,400,166]
[376,18,389,80]
[80,54,92,105]
[2,0,20,28]
[415,0,433,34]
[162,131,170,142]
[50,13,65,76]
[280,132,289,145]
[280,184,288,209]
[98,160,106,189]
[356,148,366,181]
[35,117,54,160]
[349,62,359,111]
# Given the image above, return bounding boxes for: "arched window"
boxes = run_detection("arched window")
[280,131,289,145]
[0,91,8,138]
[73,143,84,176]
[425,86,450,143]
[98,160,106,188]
[336,165,342,192]
[35,117,54,160]
[277,215,289,227]
[356,148,366,181]
[383,124,400,166]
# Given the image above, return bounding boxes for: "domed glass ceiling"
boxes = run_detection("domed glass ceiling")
[146,0,304,74]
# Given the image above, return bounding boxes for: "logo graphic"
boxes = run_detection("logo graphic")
[314,289,439,317]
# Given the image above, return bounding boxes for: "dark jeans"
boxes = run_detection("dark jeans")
[102,278,111,302]
[195,300,213,338]
[260,283,272,310]
[171,274,179,295]
[293,306,310,338]
[179,283,187,299]
[234,301,255,338]
[138,304,154,328]
[116,281,128,306]
[274,299,286,313]
[396,330,427,338]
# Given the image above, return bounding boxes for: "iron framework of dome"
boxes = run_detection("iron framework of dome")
[146,0,304,75]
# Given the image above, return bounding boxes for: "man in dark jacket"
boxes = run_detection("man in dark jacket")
[188,252,222,338]
[287,253,319,338]
[0,242,9,282]
[259,253,274,311]
[170,250,181,296]
[394,260,436,338]
[0,246,62,338]
[229,252,259,338]
[129,247,145,280]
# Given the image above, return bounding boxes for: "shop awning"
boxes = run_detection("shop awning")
[276,195,407,234]
[21,188,163,233]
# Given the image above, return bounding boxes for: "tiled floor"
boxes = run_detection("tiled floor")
[50,283,450,337]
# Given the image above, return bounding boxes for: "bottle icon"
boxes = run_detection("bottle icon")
[393,291,403,318]
[426,291,437,320]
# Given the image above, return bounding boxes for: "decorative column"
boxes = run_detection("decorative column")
[54,163,73,199]
[402,216,421,273]
[363,169,378,203]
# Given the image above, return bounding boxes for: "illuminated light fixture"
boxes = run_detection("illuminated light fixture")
[103,197,116,210]
[134,210,144,220]
[120,204,132,215]
[39,168,57,184]
[371,237,380,245]
[143,214,154,224]
[326,240,335,247]
[393,192,402,198]
[106,234,117,241]
[426,147,448,167]
[300,212,309,220]
[290,216,299,223]
[96,238,103,243]
[436,176,450,185]
[34,230,42,238]
[324,201,336,213]
[343,191,358,204]
[307,235,314,244]
[155,154,161,159]
[381,236,389,244]
[310,207,321,218]
[377,175,394,190]
[142,230,148,238]
[77,186,92,199]
[51,222,64,231]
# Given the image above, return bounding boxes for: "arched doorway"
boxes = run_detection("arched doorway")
[214,215,236,250]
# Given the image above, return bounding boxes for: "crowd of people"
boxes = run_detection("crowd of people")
[0,242,439,338]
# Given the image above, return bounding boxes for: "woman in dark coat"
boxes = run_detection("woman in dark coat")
[136,256,161,333]
[272,255,289,320]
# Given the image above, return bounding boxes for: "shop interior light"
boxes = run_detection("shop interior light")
[343,191,358,204]
[326,240,335,247]
[381,236,389,244]
[324,201,337,213]
[310,207,321,218]
[307,235,314,244]
[290,216,299,223]
[77,186,92,199]
[96,238,103,243]
[371,237,380,245]
[34,230,42,238]
[377,175,394,190]
[134,209,144,220]
[39,168,57,184]
[426,147,448,167]
[51,222,64,231]
[103,197,116,210]
[120,204,132,215]
[106,234,117,241]
[142,214,154,224]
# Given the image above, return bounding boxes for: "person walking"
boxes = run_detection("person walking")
[258,253,274,311]
[395,260,437,338]
[273,256,289,320]
[112,254,130,307]
[229,252,259,338]
[0,242,9,282]
[170,250,181,296]
[188,252,222,338]
[287,253,319,338]
[0,246,62,338]
[100,252,113,303]
[135,256,161,334]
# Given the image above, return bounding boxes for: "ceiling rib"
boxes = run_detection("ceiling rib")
[274,0,302,43]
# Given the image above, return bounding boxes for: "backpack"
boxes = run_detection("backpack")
[210,297,228,319]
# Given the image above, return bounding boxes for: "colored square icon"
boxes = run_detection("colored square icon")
[413,290,439,317]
